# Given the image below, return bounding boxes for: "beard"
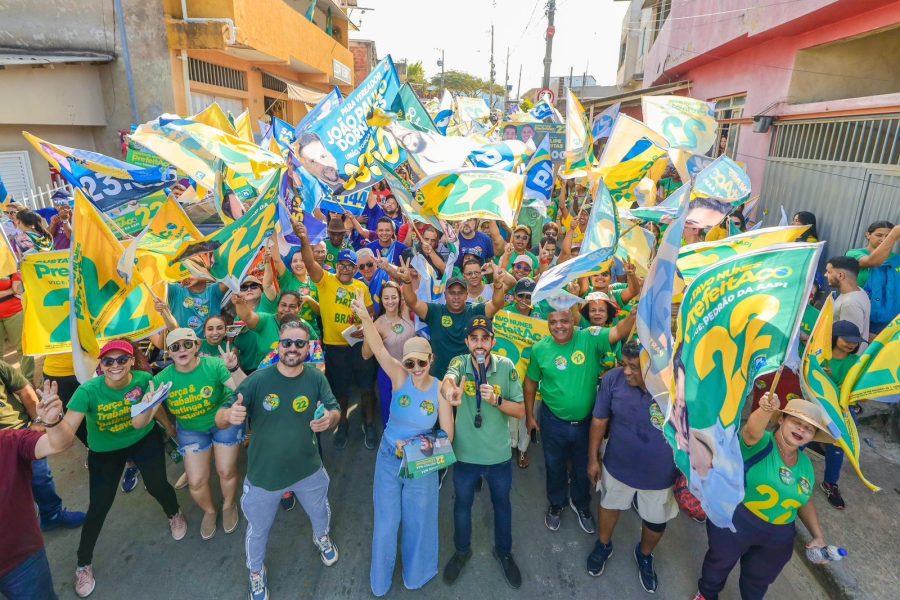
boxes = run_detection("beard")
[279,351,306,367]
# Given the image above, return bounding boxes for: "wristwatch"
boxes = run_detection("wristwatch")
[496,395,503,406]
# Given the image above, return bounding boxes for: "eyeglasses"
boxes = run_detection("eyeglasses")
[336,262,356,271]
[516,293,532,300]
[464,271,482,278]
[513,263,532,271]
[403,358,430,369]
[279,338,309,348]
[240,283,261,291]
[100,356,131,367]
[359,262,375,269]
[168,340,196,353]
[513,233,530,240]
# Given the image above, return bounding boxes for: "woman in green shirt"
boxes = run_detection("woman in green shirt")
[133,328,246,542]
[199,314,229,357]
[58,340,186,598]
[696,394,834,600]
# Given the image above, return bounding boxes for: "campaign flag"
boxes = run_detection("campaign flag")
[23,132,176,213]
[466,140,532,172]
[692,155,752,203]
[561,90,594,178]
[528,99,554,122]
[0,229,17,278]
[455,97,490,123]
[390,83,438,133]
[0,176,11,206]
[233,110,254,142]
[522,136,554,215]
[642,96,718,154]
[621,188,683,224]
[841,314,900,406]
[191,103,239,136]
[378,164,442,231]
[434,90,454,135]
[21,252,72,355]
[387,120,478,178]
[615,220,656,279]
[597,115,669,171]
[270,117,297,155]
[601,138,668,209]
[636,185,689,406]
[415,169,523,226]
[295,87,343,138]
[318,190,369,216]
[801,296,879,491]
[592,102,620,141]
[533,181,619,304]
[121,195,202,284]
[106,190,168,237]
[666,242,823,528]
[676,225,810,283]
[285,151,331,215]
[492,310,551,383]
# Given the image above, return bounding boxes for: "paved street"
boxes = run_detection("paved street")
[41,408,827,600]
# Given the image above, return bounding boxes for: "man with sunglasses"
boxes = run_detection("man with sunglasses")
[293,219,377,449]
[354,248,390,317]
[439,316,525,589]
[461,255,489,305]
[232,290,317,374]
[365,217,408,267]
[217,320,341,600]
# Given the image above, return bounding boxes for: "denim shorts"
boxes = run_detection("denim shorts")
[176,422,245,455]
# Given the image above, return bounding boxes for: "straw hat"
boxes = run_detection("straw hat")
[770,398,835,443]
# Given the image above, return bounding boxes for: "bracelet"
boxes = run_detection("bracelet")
[228,365,240,373]
[38,412,65,428]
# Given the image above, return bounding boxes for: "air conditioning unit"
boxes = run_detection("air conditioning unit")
[753,115,774,133]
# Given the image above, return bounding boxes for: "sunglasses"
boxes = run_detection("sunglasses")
[516,293,532,300]
[403,358,430,369]
[280,338,309,349]
[336,262,356,271]
[240,283,261,291]
[513,263,532,271]
[168,340,196,353]
[100,356,131,367]
[513,233,530,240]
[359,262,375,269]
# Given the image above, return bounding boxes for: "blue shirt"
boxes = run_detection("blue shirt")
[167,283,224,336]
[383,375,441,450]
[455,231,494,267]
[366,240,408,267]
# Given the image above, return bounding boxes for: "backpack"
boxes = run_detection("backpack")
[864,254,900,325]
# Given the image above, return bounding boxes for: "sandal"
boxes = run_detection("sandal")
[517,451,529,469]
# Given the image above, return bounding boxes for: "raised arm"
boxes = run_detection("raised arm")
[231,291,260,330]
[619,261,642,304]
[609,306,637,345]
[398,257,428,319]
[262,248,278,303]
[350,293,407,386]
[742,391,779,447]
[857,225,900,268]
[486,220,506,258]
[484,262,515,318]
[291,218,324,284]
[32,381,77,459]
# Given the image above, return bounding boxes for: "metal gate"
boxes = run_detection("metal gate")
[758,115,900,257]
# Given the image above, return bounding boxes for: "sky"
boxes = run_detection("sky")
[347,0,630,98]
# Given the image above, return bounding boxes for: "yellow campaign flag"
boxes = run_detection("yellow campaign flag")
[616,220,656,279]
[190,103,239,136]
[21,252,71,356]
[597,114,669,171]
[415,169,523,227]
[840,313,900,407]
[233,110,254,142]
[0,229,17,278]
[597,142,668,210]
[492,310,550,384]
[561,90,594,179]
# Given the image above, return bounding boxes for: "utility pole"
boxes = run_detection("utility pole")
[489,25,496,113]
[516,64,522,101]
[439,48,445,96]
[542,0,556,89]
[503,47,509,112]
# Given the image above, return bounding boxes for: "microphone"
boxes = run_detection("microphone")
[476,353,487,383]
[474,353,486,428]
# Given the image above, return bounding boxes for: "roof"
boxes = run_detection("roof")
[581,80,692,111]
[0,49,115,66]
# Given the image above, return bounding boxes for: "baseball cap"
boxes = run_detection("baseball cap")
[98,340,134,358]
[513,224,532,236]
[166,328,199,347]
[461,248,485,265]
[446,276,467,290]
[513,254,533,266]
[514,278,536,296]
[402,336,432,362]
[832,320,865,344]
[337,249,358,266]
[466,315,494,336]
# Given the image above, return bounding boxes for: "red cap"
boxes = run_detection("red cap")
[98,340,134,358]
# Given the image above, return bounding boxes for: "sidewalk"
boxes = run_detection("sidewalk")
[795,401,900,600]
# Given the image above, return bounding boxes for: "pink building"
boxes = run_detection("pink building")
[602,0,900,254]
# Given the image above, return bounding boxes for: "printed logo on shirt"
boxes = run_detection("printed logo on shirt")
[554,356,568,370]
[198,305,209,317]
[464,380,477,397]
[398,394,411,408]
[326,253,336,263]
[336,287,348,299]
[183,297,196,309]
[292,395,310,413]
[798,477,811,496]
[441,315,453,328]
[391,322,405,334]
[419,399,435,416]
[778,466,794,486]
[649,402,665,431]
[124,386,144,403]
[263,394,280,412]
[188,316,202,330]
[755,379,767,390]
[448,358,462,372]
[571,351,586,365]
[200,386,214,399]
[588,326,603,336]
[510,370,518,381]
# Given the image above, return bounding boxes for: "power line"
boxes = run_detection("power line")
[620,0,808,30]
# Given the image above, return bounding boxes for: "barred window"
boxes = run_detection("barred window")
[188,58,247,91]
[769,115,900,165]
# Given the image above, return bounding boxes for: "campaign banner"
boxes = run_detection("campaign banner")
[597,115,669,171]
[466,140,532,172]
[455,96,490,123]
[106,190,168,237]
[665,243,822,529]
[22,252,72,355]
[499,122,565,163]
[390,83,438,133]
[318,190,369,216]
[522,136,554,214]
[642,95,718,154]
[415,168,523,226]
[562,90,594,178]
[399,431,457,479]
[841,313,900,406]
[387,120,477,178]
[601,138,668,209]
[492,310,550,383]
[295,87,344,138]
[692,155,752,204]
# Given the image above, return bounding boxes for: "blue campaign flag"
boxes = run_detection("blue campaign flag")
[529,100,554,122]
[271,117,297,153]
[692,155,751,202]
[285,152,331,214]
[295,87,343,138]
[523,136,554,207]
[0,176,10,204]
[318,190,369,216]
[591,102,620,141]
[466,141,527,172]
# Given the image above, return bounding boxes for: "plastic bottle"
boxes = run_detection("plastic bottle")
[806,545,848,562]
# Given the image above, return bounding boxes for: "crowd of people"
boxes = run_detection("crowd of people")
[1,173,898,600]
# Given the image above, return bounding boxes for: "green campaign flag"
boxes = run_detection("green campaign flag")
[841,313,900,406]
[665,242,822,529]
[391,84,438,133]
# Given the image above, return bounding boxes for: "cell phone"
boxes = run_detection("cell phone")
[530,429,540,444]
[313,403,326,420]
[226,324,245,339]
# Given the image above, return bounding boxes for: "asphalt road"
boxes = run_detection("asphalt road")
[41,406,827,600]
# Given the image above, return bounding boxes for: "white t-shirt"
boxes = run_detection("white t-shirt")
[834,289,871,351]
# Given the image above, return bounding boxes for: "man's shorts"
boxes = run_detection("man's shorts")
[600,468,678,524]
[324,343,376,398]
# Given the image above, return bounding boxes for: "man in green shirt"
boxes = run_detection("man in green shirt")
[216,320,341,600]
[524,307,635,534]
[324,216,352,272]
[440,316,525,590]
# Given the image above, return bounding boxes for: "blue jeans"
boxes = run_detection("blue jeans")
[175,422,245,455]
[452,460,513,556]
[824,410,858,485]
[539,403,591,512]
[371,440,438,596]
[0,548,57,600]
[31,458,63,522]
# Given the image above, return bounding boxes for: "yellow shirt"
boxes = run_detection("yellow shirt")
[316,271,373,346]
[43,353,75,377]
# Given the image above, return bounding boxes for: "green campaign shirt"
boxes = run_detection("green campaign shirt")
[423,302,486,379]
[199,340,223,358]
[445,352,523,465]
[153,357,232,432]
[526,327,614,421]
[0,361,31,429]
[259,273,320,336]
[741,431,814,524]
[829,354,860,387]
[68,371,154,452]
[234,312,318,371]
[324,239,351,271]
[228,365,339,491]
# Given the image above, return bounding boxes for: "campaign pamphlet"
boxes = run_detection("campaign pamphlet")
[398,431,456,479]
[341,324,364,346]
[130,381,173,418]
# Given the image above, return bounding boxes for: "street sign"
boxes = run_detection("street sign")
[537,88,555,105]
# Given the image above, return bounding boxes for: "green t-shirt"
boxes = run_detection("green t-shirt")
[423,302,486,378]
[153,357,232,432]
[846,247,898,289]
[0,361,31,429]
[445,353,524,465]
[829,354,860,387]
[68,371,155,452]
[234,312,318,372]
[324,239,351,271]
[259,273,320,335]
[199,340,223,358]
[741,431,814,524]
[228,365,338,491]
[526,327,614,421]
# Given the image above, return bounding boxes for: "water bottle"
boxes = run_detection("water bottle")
[806,545,847,562]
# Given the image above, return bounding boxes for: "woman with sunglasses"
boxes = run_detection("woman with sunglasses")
[133,328,246,541]
[261,247,320,335]
[59,340,186,598]
[361,281,415,428]
[350,292,450,597]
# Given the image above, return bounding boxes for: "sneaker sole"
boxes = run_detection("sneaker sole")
[634,550,658,594]
[587,549,613,577]
[75,580,96,598]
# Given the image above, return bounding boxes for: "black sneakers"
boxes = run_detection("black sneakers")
[545,504,563,531]
[634,543,659,593]
[494,549,522,589]
[442,550,472,585]
[821,482,846,510]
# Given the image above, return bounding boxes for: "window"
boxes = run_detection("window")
[265,96,287,121]
[710,95,746,159]
[188,58,247,91]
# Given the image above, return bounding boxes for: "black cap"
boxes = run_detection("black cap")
[514,278,536,295]
[466,315,493,336]
[832,320,865,344]
[446,276,467,290]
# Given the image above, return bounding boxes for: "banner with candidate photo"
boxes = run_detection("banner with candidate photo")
[498,122,565,163]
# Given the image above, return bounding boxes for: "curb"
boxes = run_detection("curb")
[794,526,860,600]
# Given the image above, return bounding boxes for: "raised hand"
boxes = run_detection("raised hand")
[349,291,369,320]
[290,218,309,244]
[218,341,239,371]
[479,383,496,405]
[624,261,636,276]
[759,392,780,413]
[397,256,412,283]
[442,376,465,407]
[228,394,247,425]
[36,380,63,425]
